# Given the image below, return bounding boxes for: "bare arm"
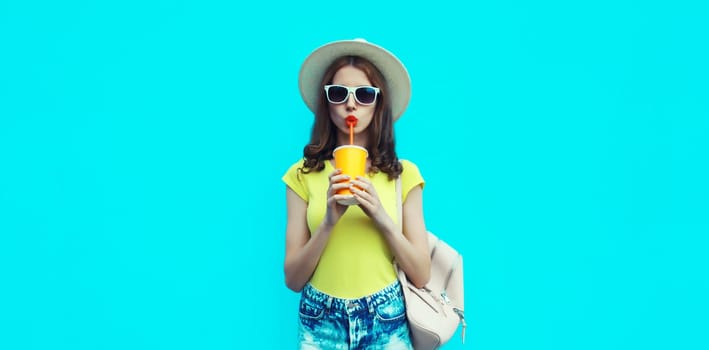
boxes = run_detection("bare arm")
[382,185,431,288]
[283,170,351,292]
[283,188,333,292]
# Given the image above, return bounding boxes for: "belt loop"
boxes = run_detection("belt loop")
[366,296,374,314]
[325,297,333,310]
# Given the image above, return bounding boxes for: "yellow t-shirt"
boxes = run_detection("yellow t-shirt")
[282,159,424,298]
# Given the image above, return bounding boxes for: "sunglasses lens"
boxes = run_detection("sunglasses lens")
[355,87,377,104]
[327,86,348,103]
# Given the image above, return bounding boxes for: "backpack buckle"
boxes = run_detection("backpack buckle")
[440,290,451,305]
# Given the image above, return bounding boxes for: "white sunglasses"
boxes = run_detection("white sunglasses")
[324,85,380,105]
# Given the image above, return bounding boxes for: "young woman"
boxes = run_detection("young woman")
[282,39,431,349]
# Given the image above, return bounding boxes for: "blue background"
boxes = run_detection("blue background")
[2,0,708,349]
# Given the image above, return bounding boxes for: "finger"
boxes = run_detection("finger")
[333,193,353,200]
[349,179,370,192]
[328,185,348,199]
[352,180,378,197]
[331,194,354,205]
[330,182,351,192]
[355,176,372,185]
[328,169,342,180]
[351,186,374,205]
[330,174,351,183]
[327,195,340,206]
[351,190,374,212]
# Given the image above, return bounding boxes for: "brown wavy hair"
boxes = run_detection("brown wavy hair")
[300,56,402,180]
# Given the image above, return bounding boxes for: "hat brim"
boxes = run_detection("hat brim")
[299,39,411,121]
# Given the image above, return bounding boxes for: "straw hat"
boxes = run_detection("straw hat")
[298,39,411,121]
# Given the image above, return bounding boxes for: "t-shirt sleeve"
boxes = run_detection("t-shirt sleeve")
[282,160,309,202]
[400,160,425,203]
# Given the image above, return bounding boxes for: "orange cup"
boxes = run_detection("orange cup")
[333,145,368,205]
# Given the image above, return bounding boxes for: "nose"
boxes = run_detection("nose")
[345,91,357,110]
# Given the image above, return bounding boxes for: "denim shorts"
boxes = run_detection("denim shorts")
[297,281,413,349]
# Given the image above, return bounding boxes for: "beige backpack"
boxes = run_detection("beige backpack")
[395,177,466,349]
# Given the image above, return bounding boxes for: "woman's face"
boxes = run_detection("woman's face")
[328,65,378,140]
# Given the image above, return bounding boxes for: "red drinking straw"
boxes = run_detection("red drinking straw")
[346,115,358,145]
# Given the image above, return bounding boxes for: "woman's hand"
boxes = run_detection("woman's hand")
[350,176,391,229]
[323,169,351,227]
